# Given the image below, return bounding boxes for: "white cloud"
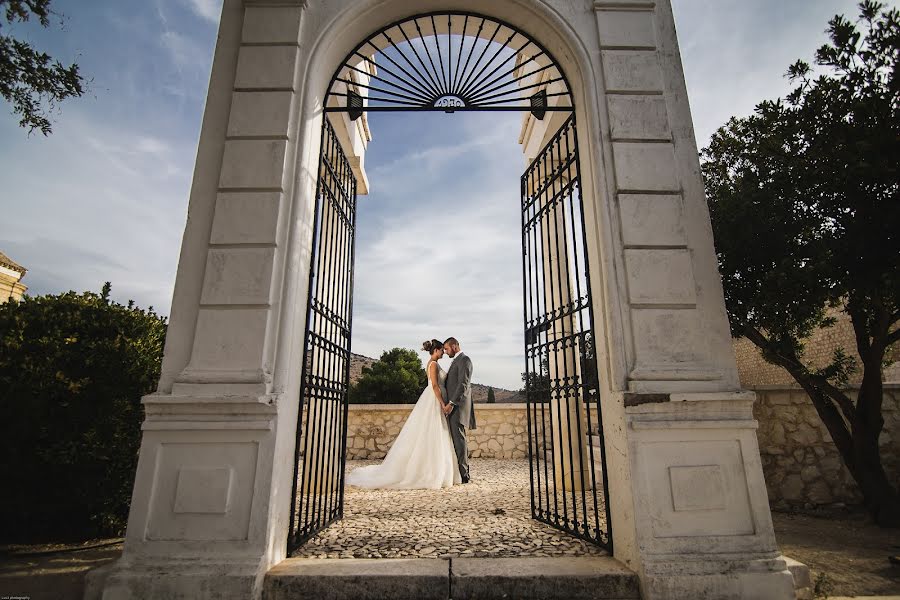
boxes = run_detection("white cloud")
[671,0,892,148]
[351,112,528,389]
[160,30,210,72]
[183,0,222,24]
[0,111,193,314]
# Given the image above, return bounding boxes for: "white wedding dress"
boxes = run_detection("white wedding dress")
[346,360,461,489]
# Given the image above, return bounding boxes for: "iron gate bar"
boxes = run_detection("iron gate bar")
[288,116,358,553]
[323,105,573,113]
[324,11,573,114]
[520,114,611,550]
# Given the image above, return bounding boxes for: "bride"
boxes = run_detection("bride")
[345,339,461,489]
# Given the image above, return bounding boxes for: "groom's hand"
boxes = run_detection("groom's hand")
[443,403,454,415]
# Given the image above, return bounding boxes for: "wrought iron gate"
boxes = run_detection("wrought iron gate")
[289,11,612,555]
[521,115,612,550]
[288,116,358,553]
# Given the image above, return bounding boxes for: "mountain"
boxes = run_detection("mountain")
[348,352,525,403]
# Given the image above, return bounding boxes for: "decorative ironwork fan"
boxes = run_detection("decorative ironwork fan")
[325,12,574,119]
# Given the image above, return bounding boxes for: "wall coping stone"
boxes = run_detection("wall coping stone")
[747,383,899,392]
[347,403,527,411]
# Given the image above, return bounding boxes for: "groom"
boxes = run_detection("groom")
[443,337,476,483]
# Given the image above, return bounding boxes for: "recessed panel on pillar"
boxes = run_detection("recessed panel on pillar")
[227,92,294,139]
[618,194,685,247]
[211,193,281,245]
[613,142,678,191]
[241,6,303,44]
[146,441,259,541]
[631,308,707,367]
[189,308,269,373]
[596,9,656,49]
[608,96,671,141]
[625,249,696,306]
[200,247,276,306]
[219,140,287,190]
[602,50,664,93]
[637,439,754,538]
[234,45,298,90]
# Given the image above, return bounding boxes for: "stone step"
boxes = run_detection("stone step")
[783,556,812,600]
[263,556,640,600]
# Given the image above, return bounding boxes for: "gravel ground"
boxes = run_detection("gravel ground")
[292,458,609,559]
[773,510,900,596]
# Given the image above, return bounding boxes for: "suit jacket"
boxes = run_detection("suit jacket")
[446,353,476,429]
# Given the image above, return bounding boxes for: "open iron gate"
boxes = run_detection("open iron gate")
[521,114,612,550]
[288,116,358,553]
[289,11,612,555]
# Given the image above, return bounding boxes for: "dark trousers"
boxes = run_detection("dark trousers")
[447,408,469,480]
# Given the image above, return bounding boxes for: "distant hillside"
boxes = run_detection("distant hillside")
[349,352,525,403]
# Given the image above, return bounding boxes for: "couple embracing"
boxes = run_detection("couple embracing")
[346,337,477,489]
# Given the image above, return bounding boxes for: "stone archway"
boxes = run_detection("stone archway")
[87,1,796,599]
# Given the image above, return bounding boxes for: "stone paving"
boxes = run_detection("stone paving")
[292,459,608,559]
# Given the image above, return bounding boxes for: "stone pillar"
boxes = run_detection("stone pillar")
[589,1,795,597]
[86,2,311,598]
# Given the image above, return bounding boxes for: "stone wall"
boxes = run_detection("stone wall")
[346,404,529,459]
[333,388,900,510]
[733,307,900,387]
[754,384,900,508]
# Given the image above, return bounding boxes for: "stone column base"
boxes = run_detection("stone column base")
[603,391,796,600]
[640,554,795,600]
[84,556,264,600]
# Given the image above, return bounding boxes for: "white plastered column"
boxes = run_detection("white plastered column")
[586,1,794,597]
[86,1,314,598]
[88,1,794,598]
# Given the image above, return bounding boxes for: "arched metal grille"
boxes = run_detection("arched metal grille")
[325,12,573,116]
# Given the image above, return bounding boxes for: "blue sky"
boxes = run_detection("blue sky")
[0,0,888,389]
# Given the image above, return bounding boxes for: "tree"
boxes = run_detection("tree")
[348,348,427,404]
[701,1,900,525]
[1,0,86,135]
[487,387,496,403]
[0,284,167,540]
[519,357,550,401]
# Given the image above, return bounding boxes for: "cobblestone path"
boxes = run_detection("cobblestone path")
[292,459,608,559]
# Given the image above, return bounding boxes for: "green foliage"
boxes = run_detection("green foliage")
[519,358,550,400]
[1,0,86,135]
[701,1,900,523]
[487,387,496,403]
[702,0,899,380]
[0,284,167,541]
[348,348,427,404]
[813,571,835,599]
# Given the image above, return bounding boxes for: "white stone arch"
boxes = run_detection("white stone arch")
[286,0,626,390]
[88,2,796,599]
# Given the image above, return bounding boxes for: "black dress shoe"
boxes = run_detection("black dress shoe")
[461,476,470,484]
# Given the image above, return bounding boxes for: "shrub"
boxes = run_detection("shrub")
[0,283,166,541]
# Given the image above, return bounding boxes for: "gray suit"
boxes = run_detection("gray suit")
[446,352,476,481]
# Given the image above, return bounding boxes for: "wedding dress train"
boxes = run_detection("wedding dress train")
[346,361,461,489]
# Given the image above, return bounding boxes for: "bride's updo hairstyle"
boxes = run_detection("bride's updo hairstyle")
[422,339,443,353]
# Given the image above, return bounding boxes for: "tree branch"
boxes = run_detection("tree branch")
[887,327,900,347]
[742,325,856,425]
[846,299,873,358]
